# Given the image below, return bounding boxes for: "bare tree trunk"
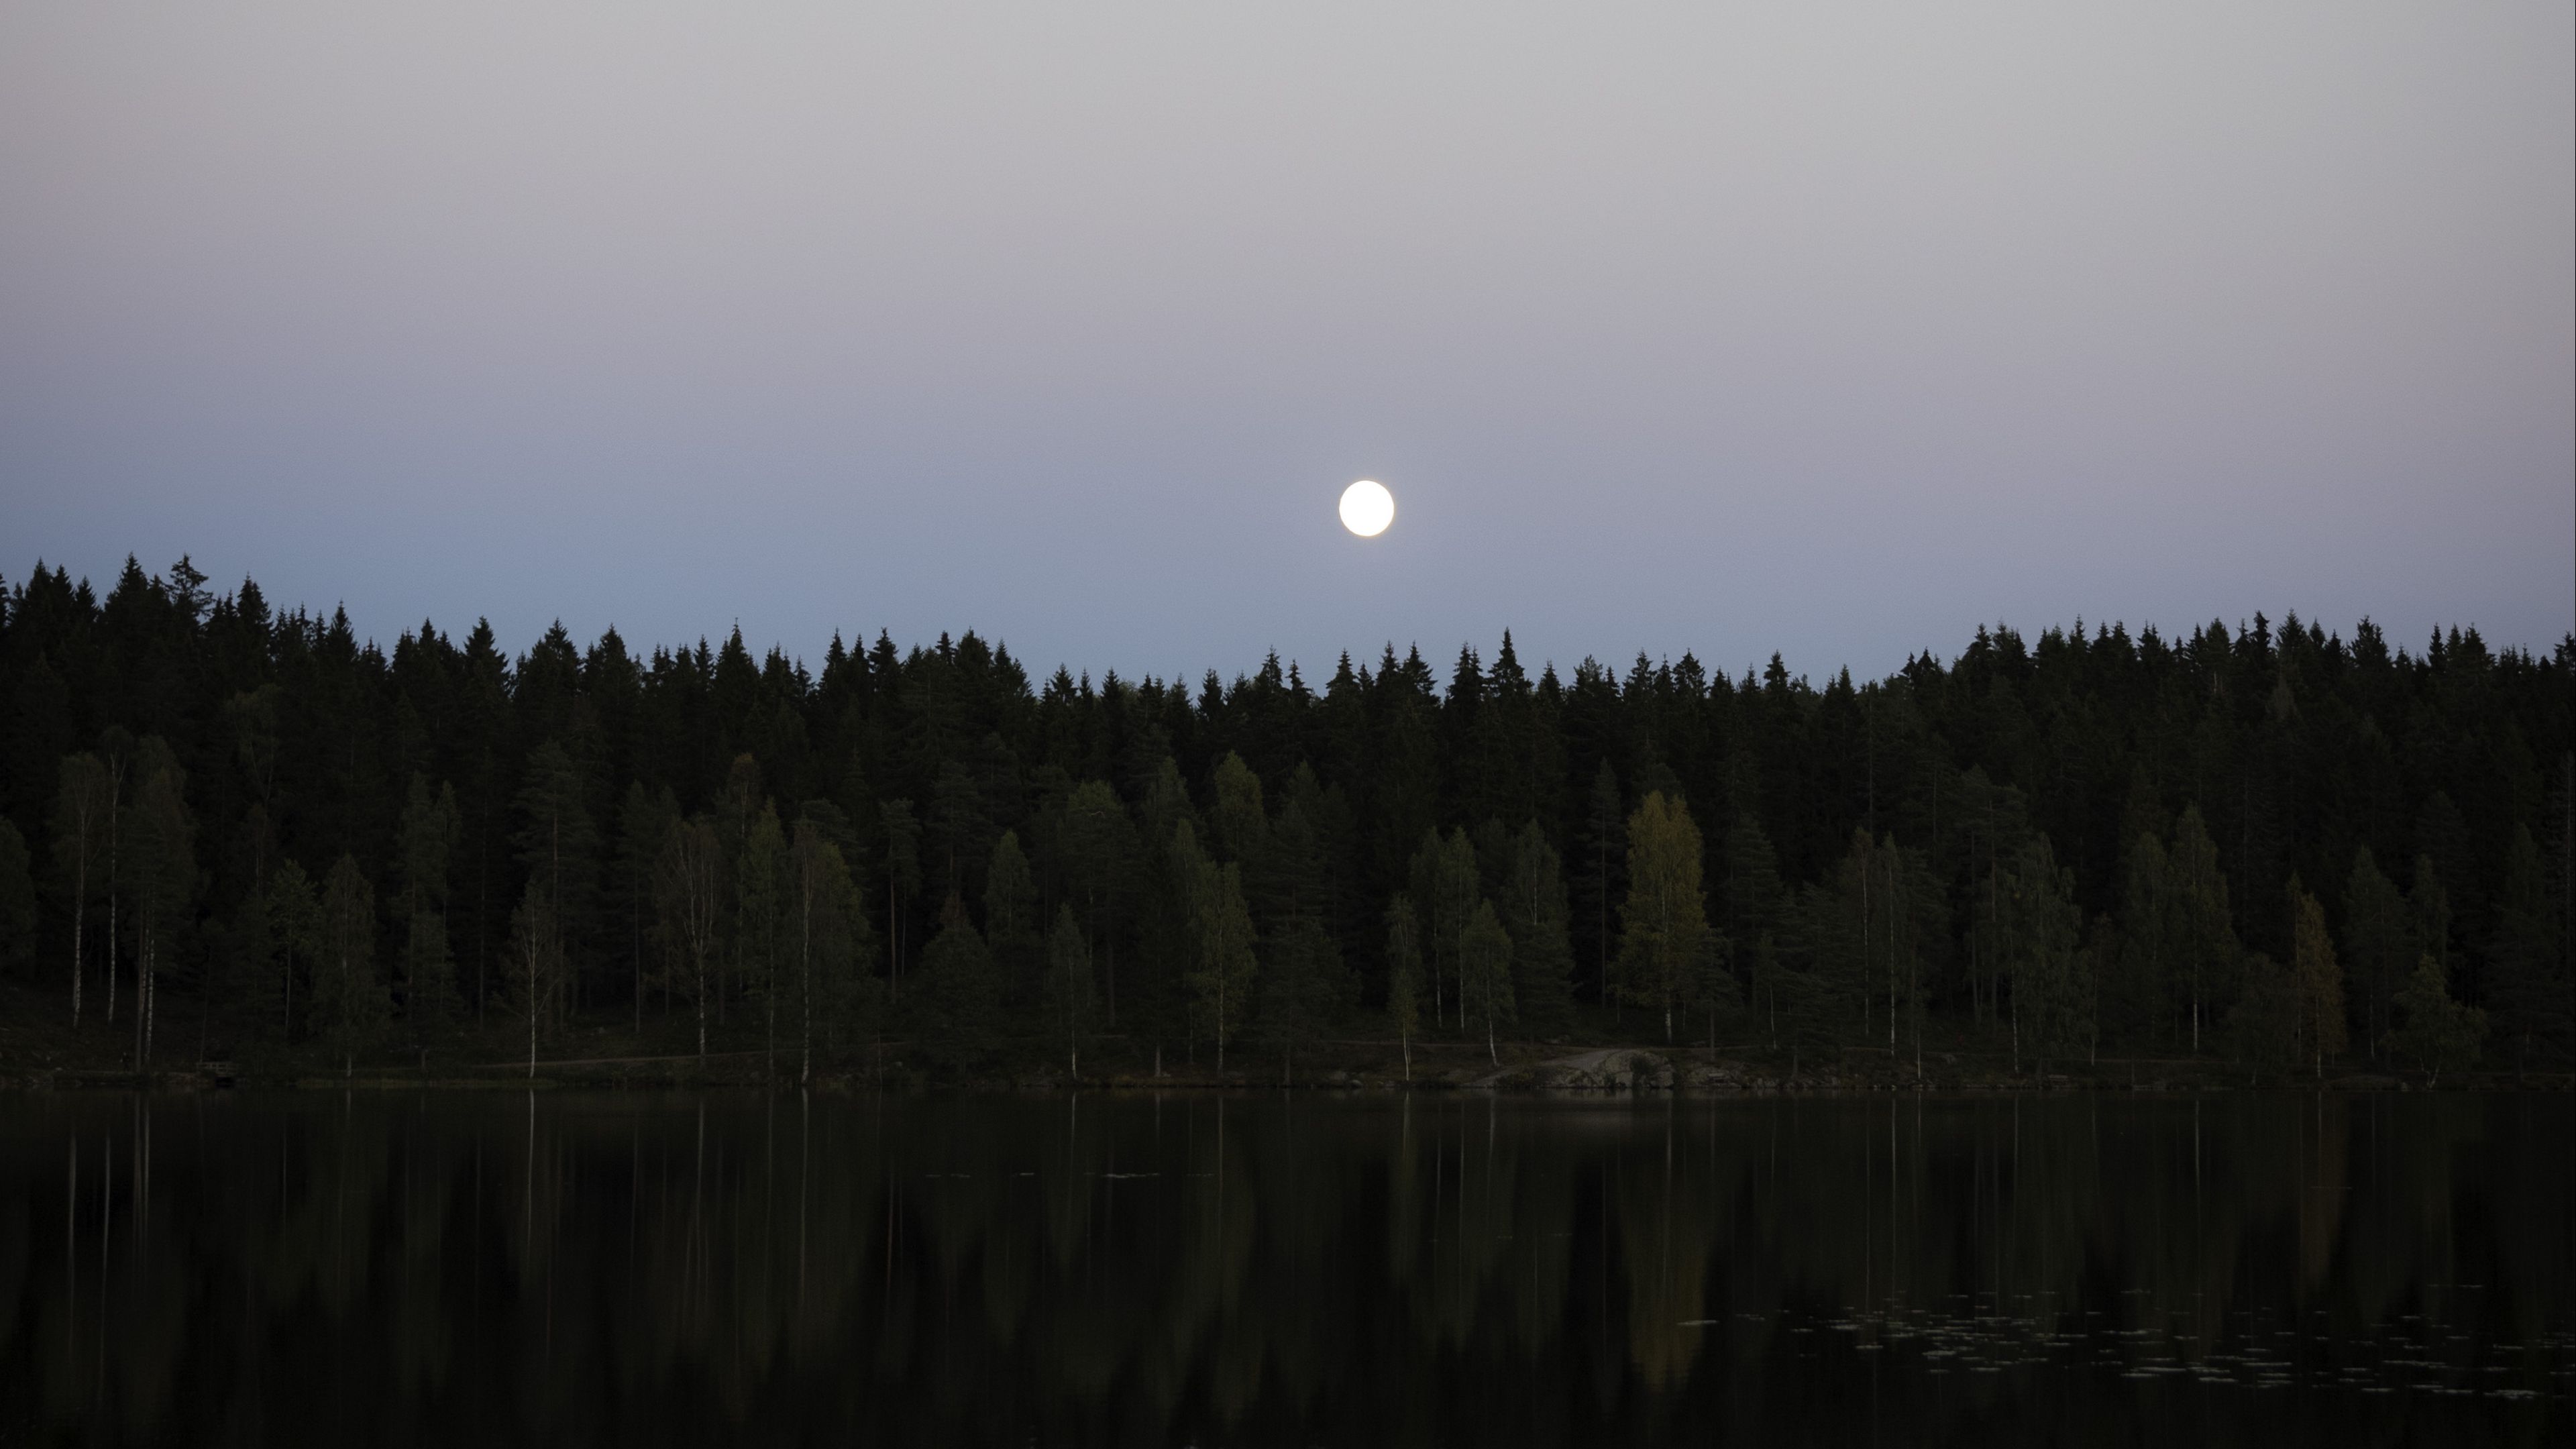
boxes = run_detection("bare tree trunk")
[133,924,147,1072]
[70,849,87,1027]
[105,767,121,1027]
[143,935,156,1070]
[799,890,813,1085]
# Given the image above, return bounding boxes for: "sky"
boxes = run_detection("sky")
[3,2,2569,688]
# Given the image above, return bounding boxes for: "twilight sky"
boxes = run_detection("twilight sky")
[3,3,2569,684]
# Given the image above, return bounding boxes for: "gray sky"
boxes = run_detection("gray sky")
[3,3,2569,684]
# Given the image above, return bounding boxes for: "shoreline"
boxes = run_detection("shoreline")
[9,1050,2565,1096]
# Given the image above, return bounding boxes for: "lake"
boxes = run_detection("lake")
[2,1090,2569,1445]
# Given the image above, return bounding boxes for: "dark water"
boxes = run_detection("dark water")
[1,1091,2569,1446]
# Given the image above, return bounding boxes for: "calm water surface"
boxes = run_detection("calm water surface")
[2,1090,2569,1446]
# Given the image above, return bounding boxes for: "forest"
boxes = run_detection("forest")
[0,555,2567,1082]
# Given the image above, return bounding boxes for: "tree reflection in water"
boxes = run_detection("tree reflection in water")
[2,1091,2568,1445]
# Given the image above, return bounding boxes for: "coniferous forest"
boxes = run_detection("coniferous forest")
[0,555,2568,1083]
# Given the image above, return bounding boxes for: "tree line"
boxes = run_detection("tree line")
[0,555,2567,1079]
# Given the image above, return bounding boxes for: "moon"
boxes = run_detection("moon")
[1339,479,1395,537]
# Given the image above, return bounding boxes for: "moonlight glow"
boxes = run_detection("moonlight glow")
[1338,480,1394,537]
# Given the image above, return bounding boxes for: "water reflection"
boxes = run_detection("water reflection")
[2,1091,2568,1444]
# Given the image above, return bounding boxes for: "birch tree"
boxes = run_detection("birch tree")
[317,854,386,1077]
[1613,791,1711,1043]
[655,816,723,1060]
[125,738,193,1071]
[1044,904,1097,1079]
[1458,900,1515,1064]
[1385,894,1424,1080]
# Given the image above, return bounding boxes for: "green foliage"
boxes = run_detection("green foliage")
[1187,853,1259,1074]
[914,896,1004,1077]
[1614,792,1710,1043]
[2385,955,2485,1081]
[1385,894,1424,1075]
[1996,835,2086,1073]
[50,751,111,1018]
[1,558,2563,1079]
[317,854,387,1074]
[2483,826,2569,1065]
[2112,832,2172,1041]
[2165,806,2239,1051]
[1044,904,1098,1077]
[264,859,320,1040]
[2340,847,2409,1059]
[1498,823,1576,1038]
[792,818,879,1075]
[0,818,34,975]
[983,830,1039,958]
[1458,900,1515,1063]
[2224,952,2300,1075]
[396,775,461,1026]
[2287,878,2346,1077]
[1408,826,1480,1030]
[1210,752,1268,865]
[654,815,724,1058]
[1258,913,1350,1081]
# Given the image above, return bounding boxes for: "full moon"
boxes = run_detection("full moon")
[1338,479,1395,537]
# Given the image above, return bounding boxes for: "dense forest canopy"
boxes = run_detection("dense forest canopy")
[0,555,2567,1075]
